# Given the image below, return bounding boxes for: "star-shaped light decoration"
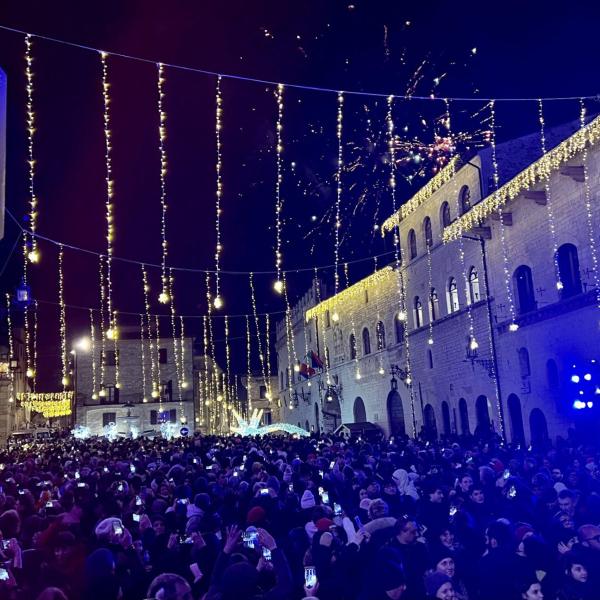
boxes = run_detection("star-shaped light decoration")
[231,409,309,437]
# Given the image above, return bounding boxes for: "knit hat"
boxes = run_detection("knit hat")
[515,525,534,544]
[94,517,123,540]
[368,498,389,520]
[315,517,334,532]
[489,458,504,474]
[425,572,451,596]
[301,490,316,509]
[377,560,406,592]
[429,544,455,570]
[247,506,267,525]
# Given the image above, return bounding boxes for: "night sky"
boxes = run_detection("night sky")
[0,0,599,385]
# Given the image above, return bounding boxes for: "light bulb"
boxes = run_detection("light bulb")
[332,312,339,322]
[509,323,519,332]
[428,338,434,345]
[556,281,564,290]
[265,392,272,400]
[62,376,69,386]
[92,393,98,400]
[273,280,284,294]
[398,311,407,322]
[379,367,385,375]
[307,381,311,387]
[106,328,117,340]
[181,381,188,389]
[143,397,148,403]
[8,396,13,403]
[26,368,34,378]
[28,249,40,263]
[115,382,121,389]
[470,338,479,351]
[294,364,300,372]
[158,291,170,304]
[355,372,362,380]
[151,390,159,398]
[217,394,223,402]
[99,389,106,397]
[213,296,223,309]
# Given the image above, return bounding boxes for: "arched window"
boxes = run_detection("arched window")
[414,297,424,328]
[513,265,536,314]
[440,201,452,230]
[349,333,357,360]
[518,347,531,378]
[362,328,371,355]
[441,401,451,436]
[459,185,471,215]
[476,395,491,433]
[353,397,367,423]
[427,349,434,369]
[423,404,437,437]
[468,267,481,303]
[408,229,418,260]
[423,216,433,248]
[395,316,405,344]
[376,321,386,350]
[557,243,582,298]
[546,359,559,390]
[429,288,439,321]
[447,277,460,313]
[459,398,470,434]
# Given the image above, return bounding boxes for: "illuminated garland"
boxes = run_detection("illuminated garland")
[32,300,38,391]
[98,255,107,395]
[343,262,361,380]
[381,155,460,233]
[18,391,73,418]
[579,99,600,310]
[179,315,187,390]
[249,273,270,399]
[5,294,14,404]
[22,233,33,379]
[224,314,232,408]
[443,113,600,241]
[203,315,211,425]
[283,271,299,380]
[305,266,395,321]
[334,92,344,299]
[157,63,170,304]
[113,310,121,388]
[142,265,159,399]
[167,270,182,409]
[140,312,148,402]
[213,76,224,309]
[273,83,285,293]
[245,314,252,418]
[313,266,331,390]
[58,245,68,389]
[90,309,98,400]
[154,314,162,411]
[231,409,309,437]
[264,312,273,399]
[24,35,40,263]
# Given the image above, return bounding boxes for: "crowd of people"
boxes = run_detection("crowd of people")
[0,427,600,599]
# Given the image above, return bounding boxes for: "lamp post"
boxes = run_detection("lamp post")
[71,337,92,429]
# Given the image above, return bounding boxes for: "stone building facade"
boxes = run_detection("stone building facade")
[277,118,600,444]
[75,328,195,436]
[240,375,280,426]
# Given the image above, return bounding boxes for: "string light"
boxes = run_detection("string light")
[224,315,233,408]
[245,314,253,418]
[90,309,98,400]
[24,35,40,263]
[249,272,271,399]
[98,255,106,395]
[100,51,118,343]
[344,262,361,380]
[489,100,518,331]
[202,315,212,427]
[167,270,182,410]
[142,265,159,399]
[443,113,600,241]
[313,267,331,385]
[22,232,33,380]
[156,63,170,304]
[333,92,344,309]
[32,300,38,390]
[5,294,14,403]
[214,76,224,309]
[371,257,387,374]
[264,312,273,399]
[538,99,562,291]
[155,314,162,411]
[58,245,68,389]
[274,83,285,293]
[113,310,120,388]
[579,98,600,311]
[283,271,299,382]
[425,243,435,346]
[179,316,187,389]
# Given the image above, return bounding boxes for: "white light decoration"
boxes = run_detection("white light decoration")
[489,100,518,332]
[24,35,40,263]
[245,314,253,418]
[58,245,68,391]
[72,425,91,440]
[155,314,163,412]
[274,83,285,290]
[21,233,33,382]
[230,409,309,437]
[5,294,15,403]
[249,272,270,398]
[156,63,170,305]
[140,312,148,403]
[224,315,233,411]
[538,99,562,292]
[579,98,600,311]
[167,270,183,415]
[214,75,224,308]
[264,312,273,401]
[179,315,186,391]
[142,265,158,401]
[103,422,118,442]
[160,422,180,440]
[89,309,97,399]
[334,91,344,299]
[32,299,38,391]
[282,271,299,394]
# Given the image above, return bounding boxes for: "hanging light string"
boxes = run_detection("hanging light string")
[154,314,162,412]
[224,315,233,409]
[302,310,311,389]
[538,99,562,291]
[32,300,38,391]
[343,262,361,380]
[6,26,597,102]
[179,315,187,390]
[372,257,386,375]
[21,232,33,379]
[90,309,98,400]
[167,269,182,409]
[157,63,171,304]
[99,51,118,344]
[213,76,224,309]
[202,315,211,425]
[283,271,299,378]
[283,286,294,406]
[579,98,600,310]
[245,314,253,418]
[333,92,344,306]
[264,312,273,400]
[5,294,14,404]
[274,83,285,293]
[24,35,40,263]
[98,255,106,396]
[490,100,518,331]
[425,243,435,346]
[249,272,271,399]
[58,245,68,390]
[142,265,158,399]
[400,270,416,436]
[113,310,121,389]
[313,266,332,385]
[139,312,148,402]
[445,98,477,349]
[205,273,222,430]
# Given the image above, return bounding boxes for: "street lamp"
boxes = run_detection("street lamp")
[74,337,91,353]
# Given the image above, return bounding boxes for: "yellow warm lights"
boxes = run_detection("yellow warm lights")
[274,83,284,287]
[18,391,73,418]
[214,75,224,304]
[58,246,68,391]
